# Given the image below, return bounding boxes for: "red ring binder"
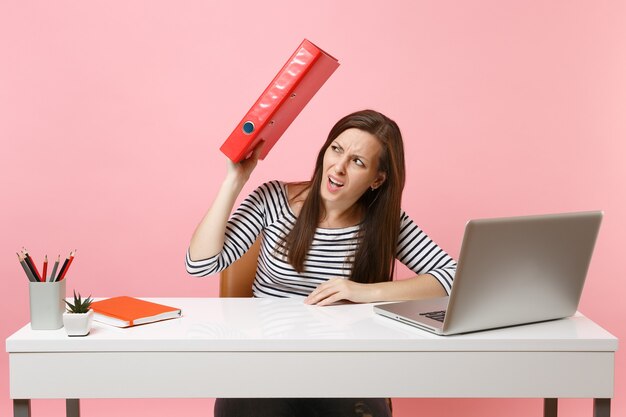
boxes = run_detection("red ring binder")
[220,39,340,163]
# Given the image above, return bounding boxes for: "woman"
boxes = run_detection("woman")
[186,109,456,416]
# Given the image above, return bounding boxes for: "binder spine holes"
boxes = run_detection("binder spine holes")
[242,121,255,135]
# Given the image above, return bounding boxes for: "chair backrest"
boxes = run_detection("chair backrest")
[219,237,262,297]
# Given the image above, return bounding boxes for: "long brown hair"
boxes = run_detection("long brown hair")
[284,109,406,283]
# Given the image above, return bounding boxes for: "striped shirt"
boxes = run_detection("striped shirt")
[186,181,456,297]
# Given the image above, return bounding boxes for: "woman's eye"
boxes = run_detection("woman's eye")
[331,145,341,153]
[354,159,364,167]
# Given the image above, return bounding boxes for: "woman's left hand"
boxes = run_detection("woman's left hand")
[304,278,376,306]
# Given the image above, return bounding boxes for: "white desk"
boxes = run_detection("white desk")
[6,298,618,417]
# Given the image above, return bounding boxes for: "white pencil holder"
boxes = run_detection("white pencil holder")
[29,280,66,330]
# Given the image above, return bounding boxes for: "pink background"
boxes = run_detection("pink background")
[1,1,624,416]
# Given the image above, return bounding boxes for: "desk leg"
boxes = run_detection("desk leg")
[594,399,610,417]
[13,399,31,417]
[544,398,558,417]
[66,399,80,417]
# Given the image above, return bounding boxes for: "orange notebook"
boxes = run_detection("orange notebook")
[90,296,182,328]
[220,39,339,163]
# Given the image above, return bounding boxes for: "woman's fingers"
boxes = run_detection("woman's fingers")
[226,141,265,182]
[305,279,360,306]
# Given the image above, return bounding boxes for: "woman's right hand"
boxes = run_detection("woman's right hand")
[226,141,265,185]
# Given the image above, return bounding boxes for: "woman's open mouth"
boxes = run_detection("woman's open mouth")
[328,176,344,189]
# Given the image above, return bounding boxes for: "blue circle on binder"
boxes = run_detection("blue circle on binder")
[242,121,255,135]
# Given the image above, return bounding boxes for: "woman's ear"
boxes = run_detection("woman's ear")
[371,172,387,190]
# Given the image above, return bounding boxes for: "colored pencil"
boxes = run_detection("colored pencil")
[49,255,60,282]
[57,250,76,281]
[17,253,37,282]
[55,254,70,282]
[22,249,42,282]
[42,255,48,282]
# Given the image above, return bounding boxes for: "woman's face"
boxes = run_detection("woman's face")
[320,128,387,209]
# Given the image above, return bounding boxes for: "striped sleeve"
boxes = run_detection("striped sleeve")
[185,181,280,277]
[396,211,457,294]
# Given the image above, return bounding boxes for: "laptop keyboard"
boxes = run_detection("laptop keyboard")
[420,310,446,322]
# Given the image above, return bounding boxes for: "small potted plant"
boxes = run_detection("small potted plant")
[63,290,94,337]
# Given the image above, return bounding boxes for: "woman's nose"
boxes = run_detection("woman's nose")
[334,157,348,174]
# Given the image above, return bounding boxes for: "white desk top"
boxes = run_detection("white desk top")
[6,297,618,353]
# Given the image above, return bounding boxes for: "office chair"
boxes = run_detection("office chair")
[218,237,393,415]
[219,237,261,297]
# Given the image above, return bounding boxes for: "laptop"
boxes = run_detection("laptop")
[374,211,603,335]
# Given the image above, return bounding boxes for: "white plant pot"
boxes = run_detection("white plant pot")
[63,310,94,337]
